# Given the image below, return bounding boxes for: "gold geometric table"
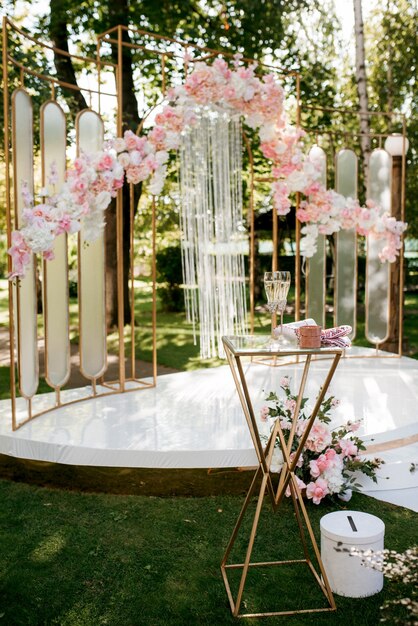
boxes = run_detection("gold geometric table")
[221,335,343,618]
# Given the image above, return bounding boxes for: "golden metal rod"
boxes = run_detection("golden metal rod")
[98,23,299,77]
[302,102,402,118]
[116,25,126,390]
[398,121,407,356]
[130,183,136,379]
[220,466,262,566]
[99,37,176,59]
[301,126,404,140]
[289,482,311,561]
[7,56,117,97]
[293,490,337,609]
[152,196,157,383]
[235,356,275,496]
[295,74,301,322]
[293,353,342,463]
[161,54,166,96]
[96,40,101,115]
[287,355,311,451]
[225,559,307,569]
[243,132,255,334]
[3,16,17,429]
[6,18,116,67]
[233,471,270,616]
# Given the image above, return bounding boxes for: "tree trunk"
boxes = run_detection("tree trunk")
[49,0,142,328]
[353,0,371,194]
[106,0,142,328]
[49,0,88,111]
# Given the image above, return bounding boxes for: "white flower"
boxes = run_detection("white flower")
[118,152,131,168]
[338,489,353,502]
[129,150,143,166]
[270,447,284,473]
[164,131,180,150]
[112,137,126,153]
[155,150,169,165]
[259,123,277,142]
[148,166,167,195]
[21,224,55,253]
[94,191,112,212]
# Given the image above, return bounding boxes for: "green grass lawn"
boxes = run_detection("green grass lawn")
[0,480,416,626]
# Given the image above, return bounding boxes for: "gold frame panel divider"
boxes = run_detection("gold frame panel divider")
[2,18,158,430]
[300,105,407,359]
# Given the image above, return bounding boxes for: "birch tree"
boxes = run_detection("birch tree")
[353,0,371,189]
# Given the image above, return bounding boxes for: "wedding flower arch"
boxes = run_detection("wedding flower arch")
[8,55,407,279]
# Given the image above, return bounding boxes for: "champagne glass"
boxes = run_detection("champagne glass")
[276,271,291,342]
[264,271,291,344]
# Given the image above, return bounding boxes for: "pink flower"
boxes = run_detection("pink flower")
[55,216,73,235]
[42,249,55,261]
[309,448,338,478]
[339,439,358,458]
[280,376,290,388]
[260,406,270,422]
[305,422,332,453]
[8,231,32,278]
[285,475,306,498]
[124,130,142,151]
[148,126,166,149]
[306,478,329,504]
[96,153,115,171]
[284,398,297,414]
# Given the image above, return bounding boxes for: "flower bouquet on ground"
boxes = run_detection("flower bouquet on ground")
[259,376,384,504]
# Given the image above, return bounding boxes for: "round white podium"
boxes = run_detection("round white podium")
[320,510,385,598]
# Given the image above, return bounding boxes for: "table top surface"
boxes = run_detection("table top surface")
[222,335,344,357]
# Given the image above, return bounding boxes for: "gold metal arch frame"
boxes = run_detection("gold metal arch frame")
[95,23,302,338]
[3,18,301,430]
[3,18,407,431]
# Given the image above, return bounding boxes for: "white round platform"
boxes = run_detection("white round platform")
[1,348,417,509]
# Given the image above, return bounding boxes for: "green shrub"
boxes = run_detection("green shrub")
[156,244,185,312]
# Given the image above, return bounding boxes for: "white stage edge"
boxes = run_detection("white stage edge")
[1,348,417,511]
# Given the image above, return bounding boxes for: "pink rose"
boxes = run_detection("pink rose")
[305,423,332,453]
[306,478,329,504]
[284,398,297,414]
[260,406,269,422]
[339,439,358,458]
[96,153,114,171]
[124,130,141,151]
[285,475,306,498]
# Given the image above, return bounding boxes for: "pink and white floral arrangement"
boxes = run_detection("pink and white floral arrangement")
[8,55,407,278]
[259,376,383,504]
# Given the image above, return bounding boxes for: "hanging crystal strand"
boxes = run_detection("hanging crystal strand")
[179,108,247,359]
[179,134,198,346]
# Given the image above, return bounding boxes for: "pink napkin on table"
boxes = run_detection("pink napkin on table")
[320,325,352,348]
[280,320,352,348]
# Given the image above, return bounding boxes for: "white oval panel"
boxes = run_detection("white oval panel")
[365,149,391,344]
[41,101,70,388]
[77,110,107,379]
[12,88,39,399]
[306,146,326,328]
[335,149,357,337]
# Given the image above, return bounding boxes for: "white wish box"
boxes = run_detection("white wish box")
[320,510,385,598]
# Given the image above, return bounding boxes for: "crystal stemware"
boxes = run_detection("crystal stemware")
[264,271,291,344]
